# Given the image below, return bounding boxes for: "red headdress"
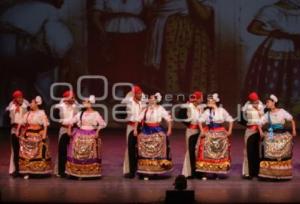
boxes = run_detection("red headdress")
[248,92,259,102]
[12,90,23,99]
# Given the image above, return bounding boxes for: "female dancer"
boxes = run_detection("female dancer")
[17,96,52,179]
[134,92,173,179]
[196,93,233,179]
[66,95,106,179]
[258,94,296,180]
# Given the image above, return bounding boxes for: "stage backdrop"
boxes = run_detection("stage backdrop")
[1,0,299,127]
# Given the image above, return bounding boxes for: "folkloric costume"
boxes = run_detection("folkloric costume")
[244,0,300,109]
[259,95,294,180]
[181,91,205,178]
[6,90,29,175]
[121,86,145,177]
[54,90,79,177]
[137,93,173,175]
[196,94,233,174]
[65,95,106,178]
[18,96,52,175]
[242,92,264,178]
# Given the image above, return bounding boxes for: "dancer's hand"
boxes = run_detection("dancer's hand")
[167,129,172,136]
[260,133,266,140]
[200,133,205,138]
[133,129,138,137]
[292,130,297,137]
[67,129,72,136]
[42,132,47,140]
[226,130,232,137]
[259,129,264,137]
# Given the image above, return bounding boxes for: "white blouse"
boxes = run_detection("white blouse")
[94,0,153,33]
[22,110,49,127]
[242,101,265,126]
[199,107,233,124]
[182,102,205,125]
[260,108,293,125]
[72,111,107,130]
[122,97,145,122]
[139,105,172,123]
[54,101,79,126]
[6,100,29,125]
[255,5,300,52]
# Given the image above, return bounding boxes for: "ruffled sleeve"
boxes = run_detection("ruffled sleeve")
[260,113,268,126]
[199,109,209,123]
[281,109,293,121]
[160,106,172,122]
[254,5,278,29]
[40,110,50,127]
[221,108,234,123]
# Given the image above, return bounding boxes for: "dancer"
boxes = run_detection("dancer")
[244,0,300,110]
[135,92,173,179]
[54,90,79,177]
[6,90,29,177]
[196,93,233,179]
[241,92,265,179]
[66,95,106,178]
[181,91,205,178]
[258,94,296,180]
[122,85,145,178]
[16,96,52,179]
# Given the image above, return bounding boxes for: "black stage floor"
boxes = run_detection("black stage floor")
[0,129,300,203]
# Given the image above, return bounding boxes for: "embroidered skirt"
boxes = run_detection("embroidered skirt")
[196,127,231,174]
[137,125,173,175]
[65,128,102,178]
[259,131,293,180]
[19,125,52,174]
